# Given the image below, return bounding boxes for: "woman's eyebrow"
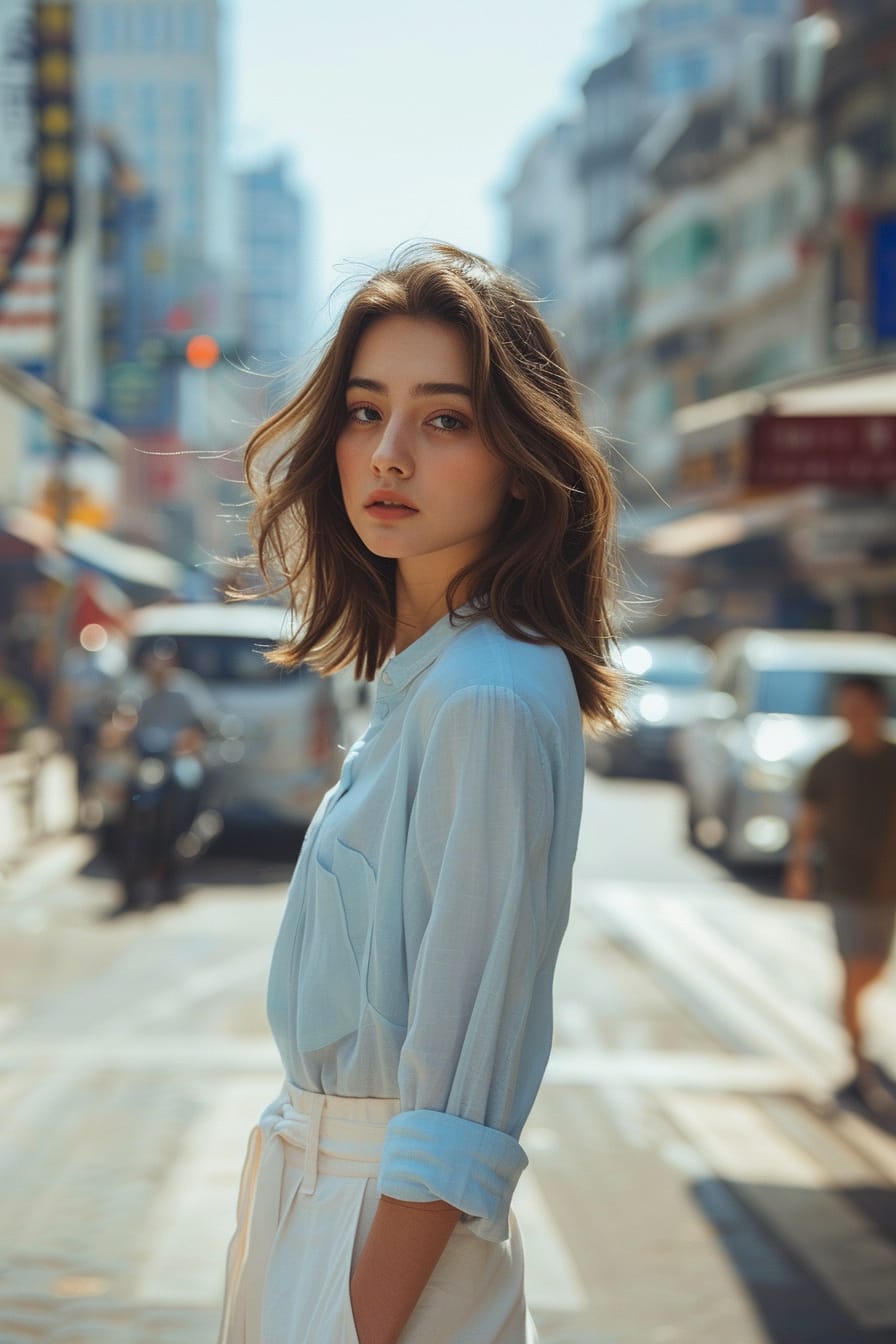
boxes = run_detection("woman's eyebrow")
[413,381,472,399]
[346,377,472,399]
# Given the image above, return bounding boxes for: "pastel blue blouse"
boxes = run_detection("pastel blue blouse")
[266,608,585,1241]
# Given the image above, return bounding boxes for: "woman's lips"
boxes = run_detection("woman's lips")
[364,501,419,519]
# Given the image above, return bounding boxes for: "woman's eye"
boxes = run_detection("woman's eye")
[430,413,466,432]
[348,405,379,424]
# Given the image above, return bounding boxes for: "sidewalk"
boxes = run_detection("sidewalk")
[0,739,79,877]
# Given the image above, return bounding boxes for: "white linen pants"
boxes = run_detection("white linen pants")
[217,1082,537,1343]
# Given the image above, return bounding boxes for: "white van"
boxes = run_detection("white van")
[677,629,896,865]
[126,602,343,834]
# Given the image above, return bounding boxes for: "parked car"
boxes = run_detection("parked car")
[121,602,343,836]
[587,636,714,777]
[677,629,896,866]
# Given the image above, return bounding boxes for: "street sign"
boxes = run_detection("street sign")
[873,215,896,343]
[749,414,896,489]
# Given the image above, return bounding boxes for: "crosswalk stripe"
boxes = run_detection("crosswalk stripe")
[655,896,841,1055]
[586,879,896,1082]
[136,1078,275,1306]
[663,1090,896,1329]
[0,1036,283,1072]
[697,889,896,1058]
[546,1047,807,1093]
[832,1108,896,1186]
[581,882,837,1094]
[512,1165,589,1314]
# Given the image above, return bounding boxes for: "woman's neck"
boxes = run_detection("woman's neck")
[393,586,451,653]
[394,565,476,653]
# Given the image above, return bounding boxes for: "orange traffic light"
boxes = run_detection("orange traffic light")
[185,334,220,369]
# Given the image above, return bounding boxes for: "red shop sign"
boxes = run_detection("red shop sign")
[749,415,896,489]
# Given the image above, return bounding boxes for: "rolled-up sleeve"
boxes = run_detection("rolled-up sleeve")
[376,686,555,1241]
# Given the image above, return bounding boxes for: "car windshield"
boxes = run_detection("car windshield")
[132,635,307,684]
[755,668,896,716]
[621,645,709,689]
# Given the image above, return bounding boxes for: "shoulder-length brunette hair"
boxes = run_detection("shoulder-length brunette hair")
[244,242,621,728]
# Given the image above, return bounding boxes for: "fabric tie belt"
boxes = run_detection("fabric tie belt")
[217,1083,399,1344]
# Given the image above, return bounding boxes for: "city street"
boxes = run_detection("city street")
[2,768,896,1344]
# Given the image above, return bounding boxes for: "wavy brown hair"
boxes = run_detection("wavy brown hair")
[244,242,621,728]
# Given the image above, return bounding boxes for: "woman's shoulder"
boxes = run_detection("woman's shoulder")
[418,615,579,735]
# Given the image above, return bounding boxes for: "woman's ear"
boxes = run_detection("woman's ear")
[510,478,526,501]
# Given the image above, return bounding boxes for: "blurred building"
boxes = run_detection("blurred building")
[505,121,584,361]
[74,1,251,577]
[507,0,800,472]
[629,4,896,638]
[505,0,896,639]
[634,0,801,113]
[76,1,226,273]
[235,155,307,370]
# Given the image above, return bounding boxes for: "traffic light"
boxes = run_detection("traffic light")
[184,334,221,369]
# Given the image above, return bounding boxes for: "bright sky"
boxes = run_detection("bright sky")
[230,0,611,333]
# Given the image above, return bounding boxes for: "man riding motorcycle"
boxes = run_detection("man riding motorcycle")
[112,638,218,913]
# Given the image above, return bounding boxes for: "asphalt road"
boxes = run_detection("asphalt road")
[1,770,895,1343]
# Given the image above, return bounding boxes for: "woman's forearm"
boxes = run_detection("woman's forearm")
[350,1194,461,1344]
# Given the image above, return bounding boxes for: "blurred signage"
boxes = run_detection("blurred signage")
[33,1,76,243]
[789,507,896,574]
[873,216,896,342]
[678,440,747,497]
[0,1,75,367]
[132,431,186,502]
[749,415,896,489]
[104,360,169,430]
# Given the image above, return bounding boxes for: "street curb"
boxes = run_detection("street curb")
[1,832,97,904]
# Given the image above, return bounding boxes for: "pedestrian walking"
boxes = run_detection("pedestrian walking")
[786,674,896,1113]
[216,243,621,1344]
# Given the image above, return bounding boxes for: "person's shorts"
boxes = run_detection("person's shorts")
[830,903,896,962]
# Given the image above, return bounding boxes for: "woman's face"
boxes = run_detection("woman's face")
[336,316,515,592]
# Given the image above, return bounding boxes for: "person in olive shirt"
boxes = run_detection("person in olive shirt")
[786,675,896,1109]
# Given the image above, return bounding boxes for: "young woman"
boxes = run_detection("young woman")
[218,243,620,1344]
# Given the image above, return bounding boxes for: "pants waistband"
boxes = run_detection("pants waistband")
[261,1083,400,1196]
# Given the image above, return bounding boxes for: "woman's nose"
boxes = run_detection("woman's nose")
[371,416,413,475]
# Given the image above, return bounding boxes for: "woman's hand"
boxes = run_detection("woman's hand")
[349,1196,460,1344]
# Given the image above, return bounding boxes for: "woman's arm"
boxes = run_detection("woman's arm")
[350,1195,461,1344]
[355,687,559,1340]
[785,801,818,900]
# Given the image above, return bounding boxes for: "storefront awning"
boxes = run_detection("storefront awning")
[674,366,896,494]
[0,508,183,593]
[0,363,129,462]
[640,491,817,558]
[772,372,896,416]
[675,368,896,438]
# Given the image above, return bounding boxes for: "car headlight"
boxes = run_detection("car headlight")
[637,691,670,724]
[742,761,796,792]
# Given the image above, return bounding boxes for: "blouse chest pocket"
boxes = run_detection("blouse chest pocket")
[292,839,376,1055]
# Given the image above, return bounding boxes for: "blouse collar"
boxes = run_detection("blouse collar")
[378,603,479,699]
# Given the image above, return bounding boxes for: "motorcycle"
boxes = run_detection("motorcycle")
[83,710,221,910]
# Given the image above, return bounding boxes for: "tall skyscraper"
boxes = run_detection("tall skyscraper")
[235,156,307,370]
[75,1,226,271]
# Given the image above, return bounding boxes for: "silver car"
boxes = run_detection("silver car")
[678,629,896,866]
[586,637,714,777]
[126,602,343,833]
